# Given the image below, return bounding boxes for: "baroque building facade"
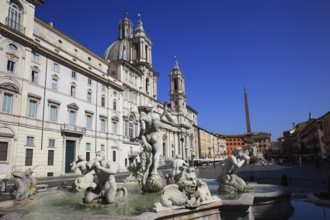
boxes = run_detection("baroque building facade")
[0,0,198,179]
[280,111,330,160]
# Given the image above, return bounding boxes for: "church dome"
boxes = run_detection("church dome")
[103,38,130,62]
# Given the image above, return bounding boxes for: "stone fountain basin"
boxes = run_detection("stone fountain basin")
[0,193,15,209]
[246,183,294,220]
[220,183,294,220]
[204,179,294,220]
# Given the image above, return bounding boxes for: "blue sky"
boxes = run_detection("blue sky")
[35,1,330,141]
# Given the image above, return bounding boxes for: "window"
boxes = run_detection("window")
[26,136,34,146]
[69,111,76,129]
[146,78,149,93]
[71,86,76,97]
[113,150,117,162]
[48,150,54,165]
[87,92,92,103]
[28,100,37,119]
[7,60,15,73]
[52,78,57,90]
[8,2,22,32]
[88,78,92,85]
[9,43,17,51]
[2,93,13,113]
[0,142,8,161]
[112,121,117,134]
[113,99,117,110]
[86,114,92,129]
[100,118,106,132]
[101,144,105,151]
[25,149,33,166]
[102,84,106,91]
[128,115,134,138]
[53,62,59,72]
[32,52,40,63]
[86,143,91,151]
[86,152,90,161]
[72,71,76,79]
[31,70,38,83]
[48,139,55,148]
[163,143,166,157]
[174,78,178,91]
[50,105,57,123]
[101,96,105,107]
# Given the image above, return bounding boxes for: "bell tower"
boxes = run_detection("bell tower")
[169,57,186,112]
[118,11,133,39]
[132,14,152,65]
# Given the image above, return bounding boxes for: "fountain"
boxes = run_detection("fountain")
[0,108,298,220]
[128,104,166,193]
[215,147,294,219]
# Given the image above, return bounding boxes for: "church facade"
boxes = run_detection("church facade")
[0,0,198,179]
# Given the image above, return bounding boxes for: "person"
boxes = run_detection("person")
[135,104,162,176]
[219,147,250,193]
[83,151,126,204]
[172,154,189,182]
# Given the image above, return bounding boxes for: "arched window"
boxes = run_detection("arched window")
[8,2,23,32]
[113,99,117,110]
[0,82,20,114]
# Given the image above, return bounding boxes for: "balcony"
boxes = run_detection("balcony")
[128,151,140,159]
[61,124,86,137]
[5,17,26,34]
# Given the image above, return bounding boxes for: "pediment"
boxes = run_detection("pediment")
[67,103,79,110]
[0,83,20,93]
[161,112,175,124]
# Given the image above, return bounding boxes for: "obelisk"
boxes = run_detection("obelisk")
[244,87,251,134]
[244,88,253,144]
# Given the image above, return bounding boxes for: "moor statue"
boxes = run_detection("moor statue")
[131,104,165,192]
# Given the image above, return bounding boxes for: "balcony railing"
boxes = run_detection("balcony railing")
[61,124,86,136]
[128,151,140,159]
[5,17,26,34]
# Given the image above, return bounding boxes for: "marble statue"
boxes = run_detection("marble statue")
[154,166,220,212]
[172,154,189,183]
[219,147,250,193]
[124,154,139,183]
[245,144,261,164]
[82,151,127,204]
[70,155,87,175]
[131,104,166,192]
[10,167,37,201]
[70,155,96,192]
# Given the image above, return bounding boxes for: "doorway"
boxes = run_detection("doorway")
[65,140,75,173]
